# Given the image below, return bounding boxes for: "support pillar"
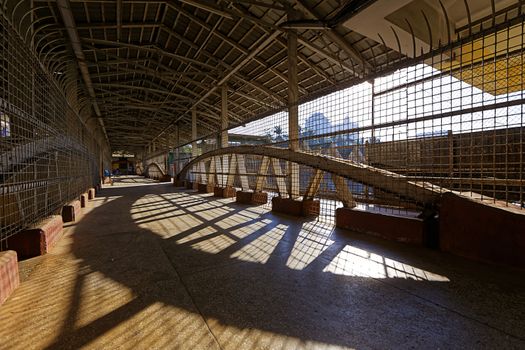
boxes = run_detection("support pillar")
[220,84,229,187]
[173,125,185,186]
[221,84,229,148]
[191,106,198,185]
[174,124,179,175]
[287,11,300,199]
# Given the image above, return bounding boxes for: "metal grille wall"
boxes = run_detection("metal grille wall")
[0,12,109,248]
[168,10,525,220]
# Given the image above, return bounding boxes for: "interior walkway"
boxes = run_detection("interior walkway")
[0,176,524,350]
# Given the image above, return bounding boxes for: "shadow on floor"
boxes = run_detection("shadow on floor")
[22,177,525,349]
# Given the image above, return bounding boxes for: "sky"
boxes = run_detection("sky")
[229,62,524,142]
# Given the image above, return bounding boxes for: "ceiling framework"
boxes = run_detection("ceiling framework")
[29,0,399,153]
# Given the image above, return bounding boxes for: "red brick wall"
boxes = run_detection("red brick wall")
[439,192,525,267]
[336,208,424,245]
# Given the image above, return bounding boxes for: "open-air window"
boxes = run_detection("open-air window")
[0,113,10,137]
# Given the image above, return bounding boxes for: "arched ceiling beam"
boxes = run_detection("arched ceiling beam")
[165,2,290,104]
[178,145,441,206]
[80,37,217,70]
[56,0,109,144]
[230,2,361,76]
[150,29,281,143]
[294,0,374,73]
[91,82,195,101]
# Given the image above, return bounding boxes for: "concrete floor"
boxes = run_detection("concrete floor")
[1,176,524,350]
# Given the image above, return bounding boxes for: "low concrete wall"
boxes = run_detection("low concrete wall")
[0,251,19,305]
[6,215,64,259]
[439,192,525,267]
[336,208,425,245]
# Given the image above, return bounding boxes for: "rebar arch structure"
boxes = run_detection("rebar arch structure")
[1,0,525,246]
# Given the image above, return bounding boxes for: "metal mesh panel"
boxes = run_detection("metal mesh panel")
[0,13,107,248]
[171,14,525,222]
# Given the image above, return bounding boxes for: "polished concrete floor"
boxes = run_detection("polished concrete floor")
[1,176,524,349]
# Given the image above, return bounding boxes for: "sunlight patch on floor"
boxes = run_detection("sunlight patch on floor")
[286,222,335,270]
[82,302,214,350]
[175,226,216,245]
[205,317,352,350]
[190,231,236,254]
[214,211,261,230]
[230,224,288,263]
[323,245,449,281]
[227,218,272,239]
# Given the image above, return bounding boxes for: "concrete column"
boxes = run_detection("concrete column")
[192,107,198,156]
[191,106,198,182]
[220,84,229,186]
[174,124,180,175]
[221,84,229,148]
[287,11,300,198]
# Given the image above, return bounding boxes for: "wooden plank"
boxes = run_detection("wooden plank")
[214,157,222,185]
[221,155,229,186]
[236,155,250,190]
[303,169,323,200]
[207,157,215,185]
[271,158,288,197]
[332,174,356,208]
[255,156,270,192]
[226,155,237,187]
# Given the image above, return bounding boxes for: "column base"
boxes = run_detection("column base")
[62,200,82,223]
[214,186,237,198]
[159,175,171,182]
[80,193,88,208]
[174,179,186,187]
[197,183,214,193]
[272,197,320,217]
[236,191,268,205]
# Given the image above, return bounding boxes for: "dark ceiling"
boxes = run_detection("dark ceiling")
[30,0,399,152]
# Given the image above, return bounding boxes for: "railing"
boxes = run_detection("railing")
[0,10,108,248]
[159,8,525,219]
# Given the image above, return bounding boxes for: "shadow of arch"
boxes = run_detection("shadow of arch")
[41,180,523,349]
